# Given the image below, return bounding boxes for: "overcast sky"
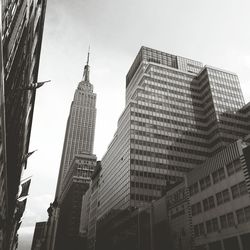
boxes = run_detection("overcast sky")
[18,0,250,249]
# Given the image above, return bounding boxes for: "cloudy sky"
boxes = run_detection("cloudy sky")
[18,0,250,249]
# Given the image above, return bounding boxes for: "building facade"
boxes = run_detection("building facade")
[94,139,250,250]
[0,0,47,249]
[97,46,249,222]
[79,161,101,250]
[189,140,250,250]
[54,154,97,250]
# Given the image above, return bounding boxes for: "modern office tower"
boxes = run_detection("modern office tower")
[54,154,97,250]
[55,52,97,197]
[31,222,47,250]
[0,1,47,249]
[97,46,249,224]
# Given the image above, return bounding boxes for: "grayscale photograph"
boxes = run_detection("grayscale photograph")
[0,0,250,250]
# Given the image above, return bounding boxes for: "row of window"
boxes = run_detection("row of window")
[131,119,206,139]
[130,139,208,157]
[131,110,206,131]
[133,102,205,123]
[146,82,201,101]
[130,158,191,172]
[131,181,164,191]
[130,169,183,181]
[194,205,250,237]
[189,160,242,196]
[192,181,248,216]
[130,193,159,202]
[131,128,207,148]
[130,148,202,165]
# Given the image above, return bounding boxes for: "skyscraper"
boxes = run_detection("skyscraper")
[55,52,97,197]
[44,52,98,250]
[97,46,249,221]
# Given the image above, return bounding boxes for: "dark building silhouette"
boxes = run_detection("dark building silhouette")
[54,154,97,250]
[0,0,47,249]
[31,222,47,250]
[79,161,102,250]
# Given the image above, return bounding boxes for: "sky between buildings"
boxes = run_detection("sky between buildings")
[17,0,250,249]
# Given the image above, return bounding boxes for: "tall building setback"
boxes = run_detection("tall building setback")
[44,53,98,250]
[0,0,47,249]
[55,52,97,197]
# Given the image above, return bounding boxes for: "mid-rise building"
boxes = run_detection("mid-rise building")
[95,139,250,250]
[0,0,47,248]
[189,139,250,250]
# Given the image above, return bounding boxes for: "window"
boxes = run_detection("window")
[220,212,235,229]
[194,223,205,237]
[206,218,219,234]
[226,159,241,176]
[220,215,227,228]
[212,218,219,231]
[212,167,226,184]
[191,202,202,216]
[236,206,250,224]
[216,192,223,205]
[203,196,215,211]
[231,181,248,199]
[227,213,235,227]
[216,189,230,205]
[206,220,212,233]
[245,206,250,221]
[200,176,211,191]
[236,208,245,224]
[222,189,230,202]
[189,182,199,196]
[239,181,248,195]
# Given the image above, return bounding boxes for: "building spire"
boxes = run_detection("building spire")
[82,46,90,82]
[87,46,90,66]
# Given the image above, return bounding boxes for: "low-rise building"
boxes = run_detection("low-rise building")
[188,139,250,250]
[92,139,250,250]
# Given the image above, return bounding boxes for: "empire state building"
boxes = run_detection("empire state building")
[55,52,97,197]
